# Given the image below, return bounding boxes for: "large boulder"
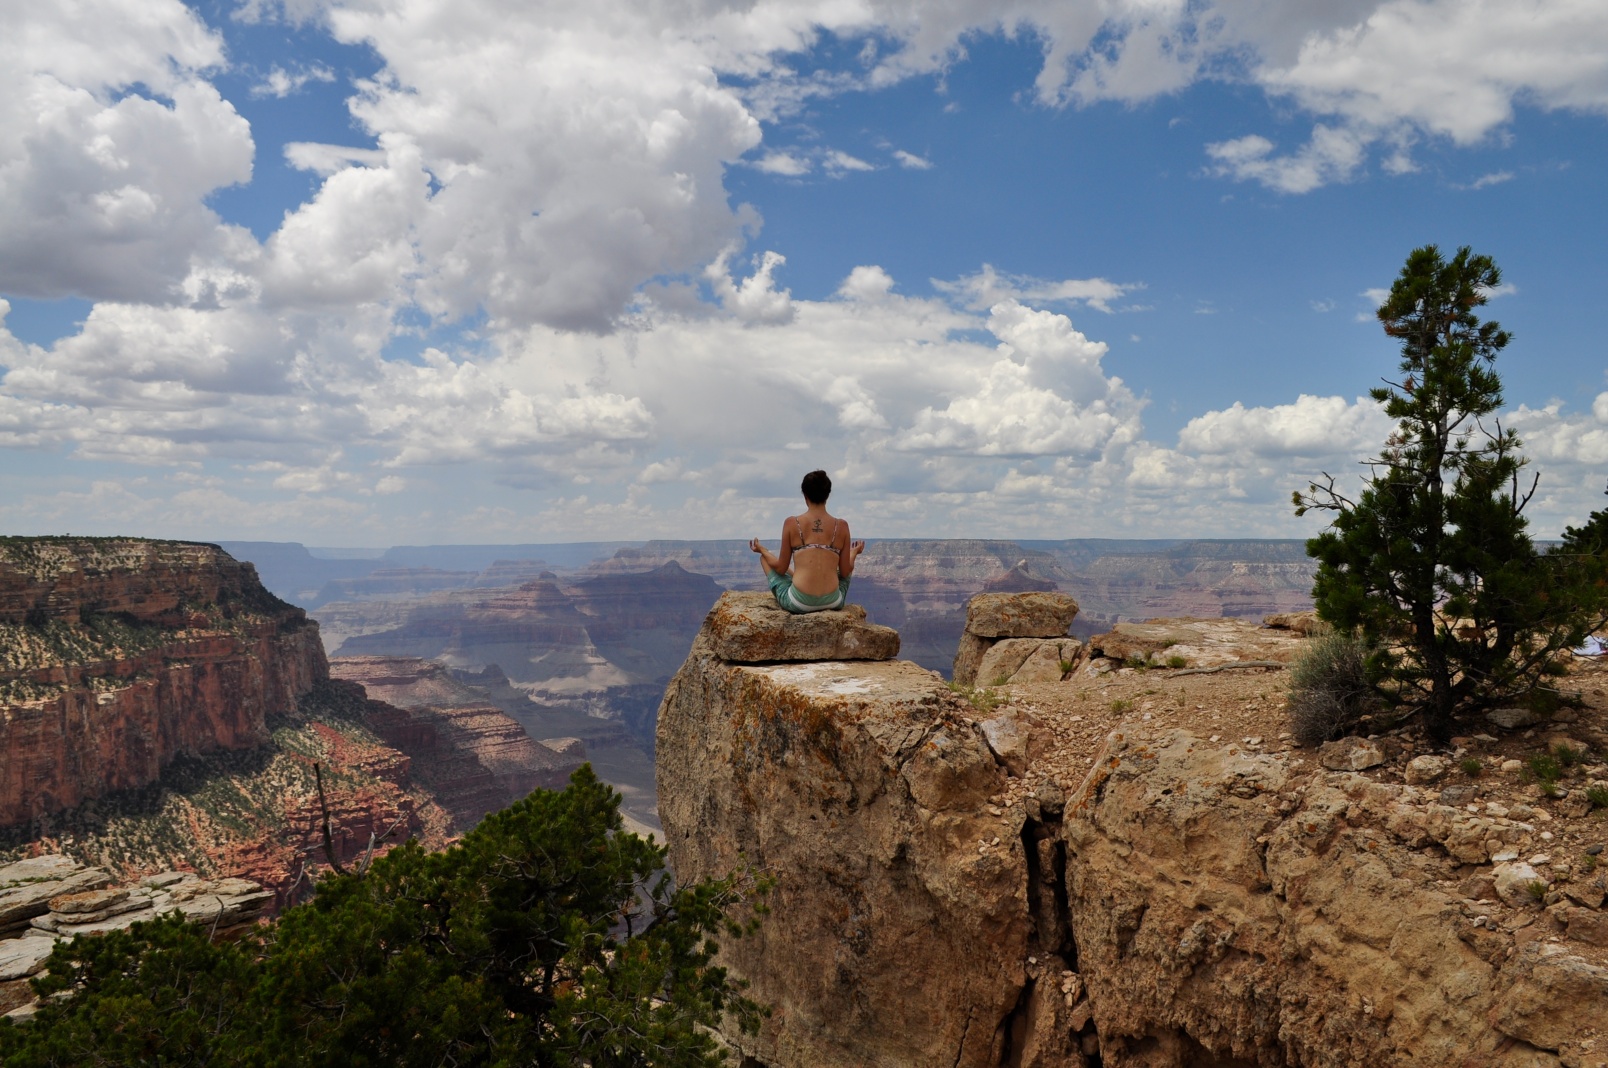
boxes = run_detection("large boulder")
[702,591,900,663]
[963,592,1079,639]
[969,637,1084,688]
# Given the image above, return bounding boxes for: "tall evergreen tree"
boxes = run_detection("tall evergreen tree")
[1295,244,1602,740]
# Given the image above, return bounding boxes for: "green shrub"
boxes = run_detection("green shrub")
[1553,742,1585,767]
[1123,655,1150,671]
[1164,655,1188,669]
[1287,630,1375,747]
[1460,757,1483,777]
[1110,698,1134,713]
[1586,785,1608,809]
[1525,879,1549,903]
[947,681,1003,714]
[1526,753,1563,786]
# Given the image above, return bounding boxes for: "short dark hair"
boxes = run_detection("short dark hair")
[801,470,832,504]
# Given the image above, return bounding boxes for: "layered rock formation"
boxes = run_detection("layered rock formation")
[329,656,660,834]
[328,563,720,700]
[0,539,577,907]
[0,855,272,1019]
[329,656,580,822]
[1035,539,1318,631]
[0,538,325,827]
[312,567,480,605]
[659,595,1608,1068]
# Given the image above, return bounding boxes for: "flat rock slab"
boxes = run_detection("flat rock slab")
[0,865,113,926]
[703,591,899,663]
[0,935,56,982]
[1090,617,1303,667]
[963,592,1079,638]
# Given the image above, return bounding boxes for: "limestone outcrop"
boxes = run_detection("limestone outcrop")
[657,607,1025,1067]
[659,593,1608,1068]
[954,591,1081,687]
[1063,730,1608,1066]
[0,855,272,1019]
[0,538,326,827]
[1087,616,1302,668]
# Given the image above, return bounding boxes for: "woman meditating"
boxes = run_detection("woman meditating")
[749,469,866,613]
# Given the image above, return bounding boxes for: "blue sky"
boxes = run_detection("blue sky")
[2,0,1607,543]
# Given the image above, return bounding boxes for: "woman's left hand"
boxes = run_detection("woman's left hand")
[749,537,763,553]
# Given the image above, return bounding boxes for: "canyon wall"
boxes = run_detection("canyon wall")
[329,656,580,821]
[0,539,582,908]
[658,596,1608,1068]
[0,538,326,826]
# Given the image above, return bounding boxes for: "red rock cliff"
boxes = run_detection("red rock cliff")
[0,538,327,827]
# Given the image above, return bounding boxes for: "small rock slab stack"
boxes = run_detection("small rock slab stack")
[701,591,900,662]
[0,855,272,1019]
[953,591,1081,687]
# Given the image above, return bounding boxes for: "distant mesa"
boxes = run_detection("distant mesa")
[984,558,1059,593]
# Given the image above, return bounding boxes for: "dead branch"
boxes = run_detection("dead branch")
[1165,660,1288,676]
[313,762,348,877]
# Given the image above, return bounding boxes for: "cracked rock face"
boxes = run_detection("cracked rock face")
[1064,731,1608,1067]
[657,641,1028,1067]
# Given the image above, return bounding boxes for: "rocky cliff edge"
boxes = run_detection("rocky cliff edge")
[658,592,1608,1068]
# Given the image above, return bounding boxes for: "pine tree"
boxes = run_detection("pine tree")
[0,766,766,1067]
[1295,245,1603,740]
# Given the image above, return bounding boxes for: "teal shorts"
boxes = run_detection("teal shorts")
[767,571,851,614]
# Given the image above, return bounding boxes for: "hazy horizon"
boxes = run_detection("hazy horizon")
[4,2,1606,543]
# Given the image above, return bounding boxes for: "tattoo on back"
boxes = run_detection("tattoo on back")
[812,519,822,531]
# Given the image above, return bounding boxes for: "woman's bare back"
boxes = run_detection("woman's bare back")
[784,509,848,596]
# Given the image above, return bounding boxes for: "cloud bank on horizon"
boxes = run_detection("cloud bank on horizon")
[2,0,1607,543]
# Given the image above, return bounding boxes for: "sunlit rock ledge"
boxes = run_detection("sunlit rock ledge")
[657,591,1608,1068]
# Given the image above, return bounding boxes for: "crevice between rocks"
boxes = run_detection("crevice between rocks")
[1004,804,1102,1066]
